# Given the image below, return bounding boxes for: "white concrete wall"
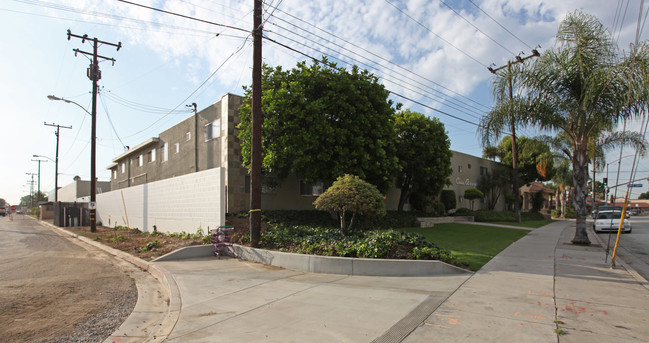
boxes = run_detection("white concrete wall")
[96,167,224,234]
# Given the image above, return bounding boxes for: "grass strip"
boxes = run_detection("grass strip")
[404,223,530,271]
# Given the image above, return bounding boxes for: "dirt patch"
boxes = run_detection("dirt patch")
[62,217,253,261]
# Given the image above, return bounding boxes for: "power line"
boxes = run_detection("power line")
[467,0,534,50]
[116,0,250,34]
[438,0,517,56]
[382,0,488,68]
[269,6,491,112]
[262,35,484,128]
[266,15,490,117]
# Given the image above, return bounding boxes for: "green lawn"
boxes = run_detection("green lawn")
[404,223,530,272]
[488,219,555,228]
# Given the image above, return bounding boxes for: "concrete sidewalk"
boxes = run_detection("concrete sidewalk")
[155,220,649,342]
[404,220,649,342]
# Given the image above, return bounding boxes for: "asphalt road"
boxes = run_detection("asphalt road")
[597,215,649,281]
[0,214,137,342]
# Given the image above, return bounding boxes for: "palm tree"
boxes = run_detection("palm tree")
[522,11,646,244]
[480,61,535,223]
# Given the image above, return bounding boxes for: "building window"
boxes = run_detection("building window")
[300,180,324,196]
[468,163,471,169]
[148,149,156,162]
[138,155,144,167]
[205,121,221,140]
[163,143,168,161]
[185,132,191,141]
[458,165,463,173]
[113,170,117,179]
[244,176,278,194]
[480,166,488,176]
[175,143,180,154]
[121,163,125,173]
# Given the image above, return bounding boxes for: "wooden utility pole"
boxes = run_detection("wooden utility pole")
[67,30,121,232]
[44,122,72,203]
[250,0,263,247]
[489,49,539,223]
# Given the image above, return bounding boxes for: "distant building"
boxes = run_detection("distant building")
[57,178,111,202]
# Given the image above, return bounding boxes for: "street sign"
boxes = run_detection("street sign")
[89,201,97,209]
[628,184,643,188]
[10,206,16,211]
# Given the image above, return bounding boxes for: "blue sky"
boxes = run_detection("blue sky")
[1,0,647,205]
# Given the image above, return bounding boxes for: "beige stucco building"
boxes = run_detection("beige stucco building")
[98,93,509,231]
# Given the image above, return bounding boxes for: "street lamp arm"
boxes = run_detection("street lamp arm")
[32,154,55,163]
[47,95,92,116]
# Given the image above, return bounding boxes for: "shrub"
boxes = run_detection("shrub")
[258,225,458,265]
[531,191,546,212]
[429,201,446,216]
[314,174,386,235]
[463,188,484,210]
[564,207,576,218]
[440,190,456,213]
[552,209,562,218]
[474,210,515,222]
[521,211,545,221]
[142,240,161,251]
[452,208,475,216]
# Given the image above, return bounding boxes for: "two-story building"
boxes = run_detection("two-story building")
[98,93,506,233]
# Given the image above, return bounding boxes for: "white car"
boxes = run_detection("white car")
[594,210,632,233]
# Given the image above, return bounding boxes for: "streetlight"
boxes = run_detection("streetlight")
[48,94,96,232]
[33,154,56,201]
[47,95,92,116]
[31,158,47,201]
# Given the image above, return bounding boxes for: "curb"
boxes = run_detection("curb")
[588,224,649,287]
[35,218,180,343]
[153,244,472,276]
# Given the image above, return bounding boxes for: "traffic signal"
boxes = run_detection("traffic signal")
[603,177,608,186]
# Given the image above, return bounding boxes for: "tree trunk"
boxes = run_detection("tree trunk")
[397,176,411,212]
[339,209,347,235]
[571,143,591,245]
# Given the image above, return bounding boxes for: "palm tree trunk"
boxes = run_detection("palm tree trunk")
[571,144,591,245]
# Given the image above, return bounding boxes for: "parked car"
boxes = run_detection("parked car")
[594,210,631,233]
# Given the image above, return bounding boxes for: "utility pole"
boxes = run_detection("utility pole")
[31,158,47,201]
[26,173,37,209]
[489,49,540,223]
[250,0,263,247]
[44,122,71,203]
[67,30,121,233]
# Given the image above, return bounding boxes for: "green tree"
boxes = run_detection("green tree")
[238,59,398,192]
[639,191,649,200]
[393,109,452,212]
[478,163,512,210]
[19,191,47,208]
[440,189,456,213]
[519,11,646,244]
[483,136,554,184]
[464,188,484,211]
[313,174,386,235]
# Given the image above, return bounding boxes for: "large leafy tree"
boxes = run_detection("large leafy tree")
[483,136,554,184]
[393,109,452,212]
[238,59,398,192]
[522,11,647,244]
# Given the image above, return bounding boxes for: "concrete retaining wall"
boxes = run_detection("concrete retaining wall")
[417,216,474,227]
[96,168,225,234]
[153,244,471,276]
